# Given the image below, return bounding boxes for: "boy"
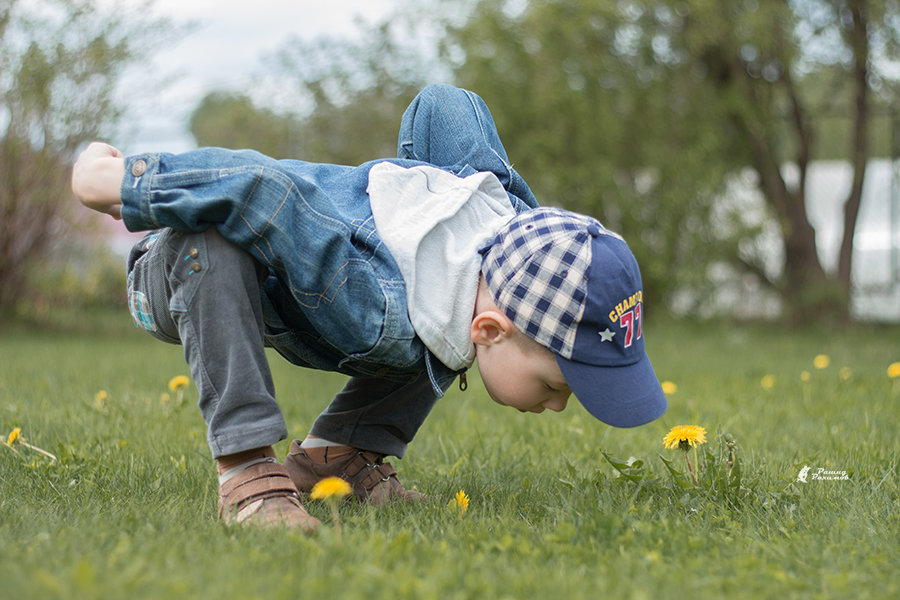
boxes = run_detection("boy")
[72,84,666,531]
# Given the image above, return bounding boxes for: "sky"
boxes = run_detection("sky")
[113,0,396,153]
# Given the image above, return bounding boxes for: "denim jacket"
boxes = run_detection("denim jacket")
[120,148,535,396]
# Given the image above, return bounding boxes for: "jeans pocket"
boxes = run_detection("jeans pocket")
[127,269,157,333]
[128,237,181,344]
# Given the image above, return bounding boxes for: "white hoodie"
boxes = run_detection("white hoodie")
[367,162,516,370]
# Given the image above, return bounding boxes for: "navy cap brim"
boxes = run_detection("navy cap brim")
[556,353,667,427]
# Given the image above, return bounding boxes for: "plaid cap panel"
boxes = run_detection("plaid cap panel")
[482,208,596,359]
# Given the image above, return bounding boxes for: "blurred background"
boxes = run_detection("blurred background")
[1,0,899,327]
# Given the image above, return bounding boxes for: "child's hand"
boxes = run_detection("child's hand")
[71,142,126,220]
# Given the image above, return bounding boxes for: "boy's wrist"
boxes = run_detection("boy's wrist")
[72,143,125,219]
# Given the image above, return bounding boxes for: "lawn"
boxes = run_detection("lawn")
[1,312,897,599]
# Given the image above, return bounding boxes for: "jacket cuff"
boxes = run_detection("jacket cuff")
[120,154,159,232]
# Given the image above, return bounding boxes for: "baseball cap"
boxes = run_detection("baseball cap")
[479,207,666,427]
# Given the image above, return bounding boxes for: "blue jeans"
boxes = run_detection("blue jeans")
[125,84,537,458]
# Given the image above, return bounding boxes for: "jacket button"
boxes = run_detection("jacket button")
[190,263,202,273]
[131,159,147,177]
[189,248,199,258]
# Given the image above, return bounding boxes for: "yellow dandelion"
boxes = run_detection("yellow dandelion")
[6,427,21,446]
[94,390,109,411]
[888,362,900,379]
[661,381,678,395]
[839,367,852,381]
[760,375,776,390]
[168,375,190,393]
[813,354,830,370]
[4,427,56,461]
[663,425,705,486]
[454,489,470,513]
[310,476,352,542]
[663,425,707,450]
[310,476,352,500]
[800,370,811,383]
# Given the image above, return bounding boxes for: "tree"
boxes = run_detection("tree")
[189,22,432,165]
[0,0,169,315]
[191,0,897,321]
[188,92,302,158]
[269,22,434,164]
[671,0,900,321]
[196,1,748,312]
[441,0,752,312]
[443,0,900,322]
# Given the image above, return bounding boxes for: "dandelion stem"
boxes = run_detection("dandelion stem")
[21,441,57,462]
[683,449,698,486]
[693,445,700,483]
[726,444,735,479]
[330,502,342,543]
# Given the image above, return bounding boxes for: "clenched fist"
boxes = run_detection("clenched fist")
[71,142,126,220]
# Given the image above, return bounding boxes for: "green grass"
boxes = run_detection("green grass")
[1,312,898,599]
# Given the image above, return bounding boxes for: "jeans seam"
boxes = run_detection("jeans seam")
[463,89,515,190]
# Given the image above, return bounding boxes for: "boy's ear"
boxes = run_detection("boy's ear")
[470,310,514,346]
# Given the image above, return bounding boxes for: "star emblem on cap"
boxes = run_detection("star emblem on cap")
[598,328,615,342]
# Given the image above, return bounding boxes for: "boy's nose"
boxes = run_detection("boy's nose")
[543,396,569,412]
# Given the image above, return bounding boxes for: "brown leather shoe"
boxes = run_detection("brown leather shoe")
[218,459,320,531]
[284,440,425,506]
